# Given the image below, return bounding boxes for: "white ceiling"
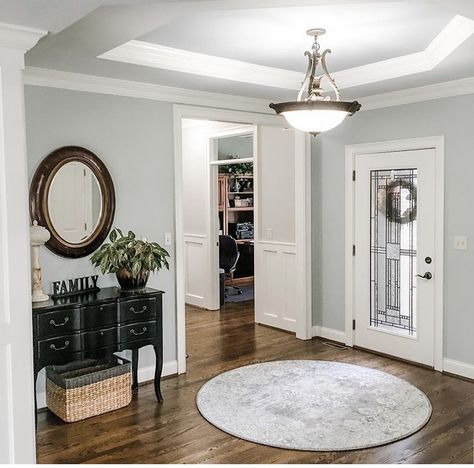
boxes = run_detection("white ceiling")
[1,0,472,101]
[0,0,151,33]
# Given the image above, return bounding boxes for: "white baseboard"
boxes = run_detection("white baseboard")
[312,325,346,343]
[311,327,473,380]
[443,358,474,380]
[138,359,178,382]
[37,359,178,409]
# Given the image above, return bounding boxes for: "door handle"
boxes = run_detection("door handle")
[416,272,432,280]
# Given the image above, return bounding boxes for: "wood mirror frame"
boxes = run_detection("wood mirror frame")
[30,146,116,258]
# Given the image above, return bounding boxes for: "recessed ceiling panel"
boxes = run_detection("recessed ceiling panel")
[140,2,452,72]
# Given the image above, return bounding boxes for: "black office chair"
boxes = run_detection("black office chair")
[219,235,242,297]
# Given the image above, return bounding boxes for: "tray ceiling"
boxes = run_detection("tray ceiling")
[2,0,471,101]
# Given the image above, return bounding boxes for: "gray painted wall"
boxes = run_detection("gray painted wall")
[311,94,474,365]
[24,84,473,391]
[25,86,176,397]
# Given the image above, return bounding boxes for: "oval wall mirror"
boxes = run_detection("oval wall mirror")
[30,146,115,258]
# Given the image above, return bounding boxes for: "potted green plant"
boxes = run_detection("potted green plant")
[91,228,170,290]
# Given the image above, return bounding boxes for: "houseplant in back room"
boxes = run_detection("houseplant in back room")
[91,228,170,290]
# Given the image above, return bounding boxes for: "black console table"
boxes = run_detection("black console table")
[32,287,164,412]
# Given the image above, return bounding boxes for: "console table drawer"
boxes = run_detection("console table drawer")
[32,287,165,411]
[38,334,81,361]
[119,297,157,323]
[119,321,156,343]
[37,308,80,338]
[84,327,118,349]
[83,302,117,329]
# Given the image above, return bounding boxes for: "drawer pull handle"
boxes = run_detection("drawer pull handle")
[49,317,69,327]
[50,341,70,351]
[130,305,147,314]
[130,327,147,336]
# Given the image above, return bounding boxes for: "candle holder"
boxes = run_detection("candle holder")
[30,220,50,302]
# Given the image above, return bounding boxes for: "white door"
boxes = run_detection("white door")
[254,126,302,333]
[354,149,436,366]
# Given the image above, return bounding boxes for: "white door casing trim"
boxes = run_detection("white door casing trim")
[174,105,312,374]
[345,136,445,371]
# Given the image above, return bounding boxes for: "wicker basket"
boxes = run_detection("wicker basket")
[46,356,132,422]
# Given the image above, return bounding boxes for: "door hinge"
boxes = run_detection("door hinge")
[84,222,87,231]
[352,170,356,181]
[352,245,356,256]
[352,319,356,330]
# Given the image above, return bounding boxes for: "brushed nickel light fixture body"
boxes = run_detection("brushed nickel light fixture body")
[270,29,361,135]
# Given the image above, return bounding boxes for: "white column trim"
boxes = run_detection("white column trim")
[0,23,46,53]
[0,23,46,465]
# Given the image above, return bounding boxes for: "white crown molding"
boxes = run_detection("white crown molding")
[98,15,474,92]
[358,75,474,110]
[23,66,271,114]
[23,66,474,113]
[99,40,302,90]
[334,15,474,89]
[0,22,47,53]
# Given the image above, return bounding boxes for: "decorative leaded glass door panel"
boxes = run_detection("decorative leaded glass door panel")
[354,149,436,366]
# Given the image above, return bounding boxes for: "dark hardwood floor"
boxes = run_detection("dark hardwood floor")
[36,300,474,464]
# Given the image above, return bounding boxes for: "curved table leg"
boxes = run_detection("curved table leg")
[34,370,38,426]
[153,344,163,401]
[131,348,138,393]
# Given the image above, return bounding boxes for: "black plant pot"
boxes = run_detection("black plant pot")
[116,268,150,291]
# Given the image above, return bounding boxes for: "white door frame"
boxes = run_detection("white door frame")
[173,104,312,374]
[344,136,444,371]
[208,125,257,311]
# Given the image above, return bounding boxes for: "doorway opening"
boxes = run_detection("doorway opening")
[174,105,313,375]
[181,119,256,370]
[216,133,255,306]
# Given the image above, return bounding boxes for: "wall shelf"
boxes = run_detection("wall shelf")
[227,207,254,212]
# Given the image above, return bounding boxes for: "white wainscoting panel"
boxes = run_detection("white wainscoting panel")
[184,234,209,308]
[255,241,297,332]
[0,345,13,461]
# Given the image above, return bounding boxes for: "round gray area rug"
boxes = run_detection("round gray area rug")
[196,360,432,451]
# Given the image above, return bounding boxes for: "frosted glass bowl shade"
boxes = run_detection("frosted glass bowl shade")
[269,100,361,134]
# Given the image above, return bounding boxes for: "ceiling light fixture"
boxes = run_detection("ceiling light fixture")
[270,29,361,136]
